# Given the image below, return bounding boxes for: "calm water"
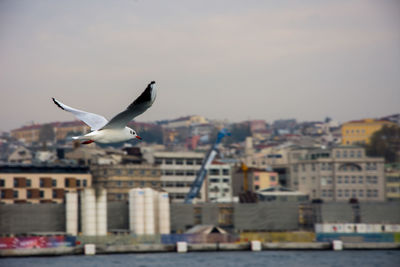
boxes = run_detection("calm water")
[1,251,399,267]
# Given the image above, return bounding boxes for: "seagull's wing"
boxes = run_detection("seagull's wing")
[101,81,156,130]
[52,98,108,130]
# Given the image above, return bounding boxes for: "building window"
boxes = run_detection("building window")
[52,179,56,187]
[337,176,342,184]
[351,176,356,184]
[222,178,229,183]
[255,185,260,190]
[367,190,371,197]
[186,170,195,176]
[14,179,19,187]
[254,176,259,181]
[83,180,87,187]
[13,190,18,198]
[165,170,173,176]
[128,169,135,175]
[338,190,342,197]
[344,189,349,197]
[196,159,203,165]
[175,159,183,165]
[223,169,230,176]
[76,180,81,187]
[373,190,378,197]
[350,151,355,158]
[26,179,31,187]
[186,159,194,165]
[357,151,362,158]
[343,151,347,158]
[210,178,219,183]
[358,176,363,184]
[39,191,44,198]
[27,190,32,199]
[352,189,357,198]
[322,190,327,197]
[155,158,162,165]
[52,190,57,198]
[0,179,4,187]
[129,181,135,187]
[359,190,364,197]
[336,151,340,158]
[151,170,158,176]
[328,190,333,197]
[117,181,122,187]
[165,159,173,165]
[344,176,349,184]
[210,169,220,175]
[176,170,184,176]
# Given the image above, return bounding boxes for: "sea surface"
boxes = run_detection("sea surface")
[1,250,399,267]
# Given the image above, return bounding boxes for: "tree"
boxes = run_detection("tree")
[365,125,400,163]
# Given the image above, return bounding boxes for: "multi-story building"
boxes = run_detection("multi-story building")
[11,124,42,144]
[91,164,162,201]
[153,151,206,202]
[232,167,279,197]
[207,162,233,203]
[385,163,400,201]
[288,146,385,202]
[341,118,396,145]
[55,121,90,141]
[0,164,91,204]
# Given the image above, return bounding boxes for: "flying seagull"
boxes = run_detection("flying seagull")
[52,81,156,144]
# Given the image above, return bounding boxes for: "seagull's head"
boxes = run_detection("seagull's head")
[128,127,142,140]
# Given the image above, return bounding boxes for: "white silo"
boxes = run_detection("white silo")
[65,191,78,236]
[129,188,145,234]
[144,188,155,235]
[81,188,97,236]
[158,192,170,234]
[96,188,107,236]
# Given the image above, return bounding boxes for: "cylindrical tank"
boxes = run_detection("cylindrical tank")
[158,192,170,234]
[144,188,155,235]
[129,188,145,234]
[96,188,107,236]
[65,192,78,236]
[81,188,97,236]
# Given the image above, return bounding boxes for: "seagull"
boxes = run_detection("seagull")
[52,81,156,144]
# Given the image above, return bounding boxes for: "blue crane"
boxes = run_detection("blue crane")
[184,128,230,204]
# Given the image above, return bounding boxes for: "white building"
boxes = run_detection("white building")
[207,162,233,202]
[153,151,206,202]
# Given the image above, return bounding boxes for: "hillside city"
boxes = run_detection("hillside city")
[1,113,399,204]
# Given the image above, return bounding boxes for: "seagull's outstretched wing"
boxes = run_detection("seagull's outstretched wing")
[101,81,156,130]
[52,98,108,130]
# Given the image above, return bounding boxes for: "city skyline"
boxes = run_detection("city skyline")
[1,0,399,132]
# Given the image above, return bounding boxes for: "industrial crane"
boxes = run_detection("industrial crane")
[184,128,230,204]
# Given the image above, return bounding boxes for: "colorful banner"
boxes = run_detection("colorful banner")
[0,236,76,249]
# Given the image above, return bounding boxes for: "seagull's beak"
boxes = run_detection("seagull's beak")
[136,135,142,140]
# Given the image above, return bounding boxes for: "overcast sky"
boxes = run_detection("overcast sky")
[0,0,399,131]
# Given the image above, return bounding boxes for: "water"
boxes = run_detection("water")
[1,251,399,267]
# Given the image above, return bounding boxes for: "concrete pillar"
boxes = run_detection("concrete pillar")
[65,192,78,236]
[251,240,262,251]
[177,242,188,253]
[332,240,343,251]
[96,188,107,236]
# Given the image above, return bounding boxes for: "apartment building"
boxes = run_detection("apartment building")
[207,162,233,203]
[288,146,385,202]
[153,151,206,202]
[341,119,396,145]
[0,164,91,204]
[385,163,400,201]
[90,164,162,201]
[232,167,279,197]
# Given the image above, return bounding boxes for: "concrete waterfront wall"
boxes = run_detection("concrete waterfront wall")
[0,204,65,234]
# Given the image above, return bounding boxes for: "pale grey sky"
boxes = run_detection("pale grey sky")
[1,0,399,131]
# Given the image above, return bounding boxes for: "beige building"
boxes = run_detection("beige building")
[0,164,92,204]
[232,167,279,197]
[91,164,162,201]
[385,164,400,201]
[288,146,385,202]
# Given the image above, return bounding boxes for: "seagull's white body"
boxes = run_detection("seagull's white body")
[53,81,156,144]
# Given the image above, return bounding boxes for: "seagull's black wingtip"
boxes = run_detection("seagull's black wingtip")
[150,81,155,84]
[52,97,65,110]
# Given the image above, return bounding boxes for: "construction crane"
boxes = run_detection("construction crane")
[184,128,230,204]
